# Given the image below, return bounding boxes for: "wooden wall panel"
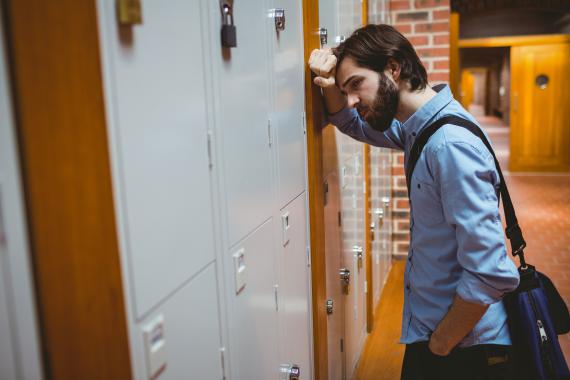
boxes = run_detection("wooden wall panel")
[3,0,132,378]
[450,12,460,98]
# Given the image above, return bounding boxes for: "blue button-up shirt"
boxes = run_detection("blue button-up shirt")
[328,85,520,347]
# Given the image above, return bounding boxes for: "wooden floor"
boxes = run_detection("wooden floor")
[353,260,406,380]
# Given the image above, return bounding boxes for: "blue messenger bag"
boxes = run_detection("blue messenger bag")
[406,115,570,380]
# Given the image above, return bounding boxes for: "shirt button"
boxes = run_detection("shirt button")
[406,284,411,291]
[417,183,421,189]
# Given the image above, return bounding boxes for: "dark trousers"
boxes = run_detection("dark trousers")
[400,342,515,380]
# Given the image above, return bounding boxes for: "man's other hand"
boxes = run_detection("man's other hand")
[308,49,337,89]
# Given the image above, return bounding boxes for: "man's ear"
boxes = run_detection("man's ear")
[386,58,401,82]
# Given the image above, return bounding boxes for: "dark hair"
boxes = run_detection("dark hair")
[334,24,428,91]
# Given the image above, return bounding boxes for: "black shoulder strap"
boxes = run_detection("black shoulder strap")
[406,115,527,264]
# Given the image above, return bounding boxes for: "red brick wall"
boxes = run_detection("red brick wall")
[390,0,450,257]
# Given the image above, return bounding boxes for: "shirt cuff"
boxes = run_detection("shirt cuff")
[456,270,519,306]
[325,107,357,128]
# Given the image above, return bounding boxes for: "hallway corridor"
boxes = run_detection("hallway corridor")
[353,116,570,379]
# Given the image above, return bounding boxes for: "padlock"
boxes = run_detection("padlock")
[221,4,237,48]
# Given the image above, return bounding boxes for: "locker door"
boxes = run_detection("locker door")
[277,193,312,380]
[269,0,307,207]
[343,150,367,380]
[380,151,392,284]
[0,269,17,380]
[226,220,279,380]
[370,147,382,307]
[134,264,223,380]
[0,10,43,378]
[211,0,275,245]
[323,171,345,380]
[370,148,392,309]
[319,0,339,49]
[98,0,217,316]
[338,0,363,41]
[335,4,365,378]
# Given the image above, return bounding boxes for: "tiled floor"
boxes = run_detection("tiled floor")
[354,115,570,379]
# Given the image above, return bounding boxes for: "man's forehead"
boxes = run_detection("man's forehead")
[336,56,358,77]
[336,57,366,89]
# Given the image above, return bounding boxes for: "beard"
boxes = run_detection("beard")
[358,72,399,132]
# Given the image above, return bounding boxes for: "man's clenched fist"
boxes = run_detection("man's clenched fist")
[308,48,337,89]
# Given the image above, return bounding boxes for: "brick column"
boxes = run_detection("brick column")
[390,0,451,257]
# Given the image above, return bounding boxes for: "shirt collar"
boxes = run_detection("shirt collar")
[401,84,453,144]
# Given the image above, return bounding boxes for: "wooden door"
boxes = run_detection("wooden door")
[510,43,570,171]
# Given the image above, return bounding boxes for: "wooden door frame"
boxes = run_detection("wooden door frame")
[450,12,460,100]
[3,1,132,378]
[302,1,328,380]
[459,34,570,48]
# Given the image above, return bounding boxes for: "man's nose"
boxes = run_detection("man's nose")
[347,93,359,108]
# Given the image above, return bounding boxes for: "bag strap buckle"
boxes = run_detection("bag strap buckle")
[506,223,527,256]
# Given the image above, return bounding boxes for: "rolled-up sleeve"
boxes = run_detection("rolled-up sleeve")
[431,139,520,305]
[326,107,405,150]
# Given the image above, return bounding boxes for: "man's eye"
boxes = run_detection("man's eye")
[351,79,362,89]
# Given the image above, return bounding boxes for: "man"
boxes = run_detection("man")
[309,24,520,380]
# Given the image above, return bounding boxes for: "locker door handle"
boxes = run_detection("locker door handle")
[340,268,350,294]
[340,268,350,283]
[326,299,334,315]
[334,35,346,44]
[269,8,285,31]
[280,364,300,380]
[374,208,384,227]
[318,27,328,47]
[353,245,363,270]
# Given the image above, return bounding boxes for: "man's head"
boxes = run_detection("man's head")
[334,24,428,132]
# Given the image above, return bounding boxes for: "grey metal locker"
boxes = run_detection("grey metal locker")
[323,171,345,380]
[277,192,312,379]
[134,264,223,380]
[98,0,217,317]
[226,220,279,380]
[0,7,43,378]
[269,0,307,208]
[210,0,275,246]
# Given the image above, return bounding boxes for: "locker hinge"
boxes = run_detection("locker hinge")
[267,119,273,147]
[340,338,344,352]
[338,211,342,227]
[306,245,311,267]
[219,347,227,380]
[206,131,214,170]
[274,284,279,311]
[364,280,368,294]
[302,111,307,135]
[323,180,329,206]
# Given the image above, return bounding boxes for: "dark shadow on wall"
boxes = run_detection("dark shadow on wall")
[460,9,570,39]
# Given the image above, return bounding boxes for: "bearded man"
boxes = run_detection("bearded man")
[308,24,519,380]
